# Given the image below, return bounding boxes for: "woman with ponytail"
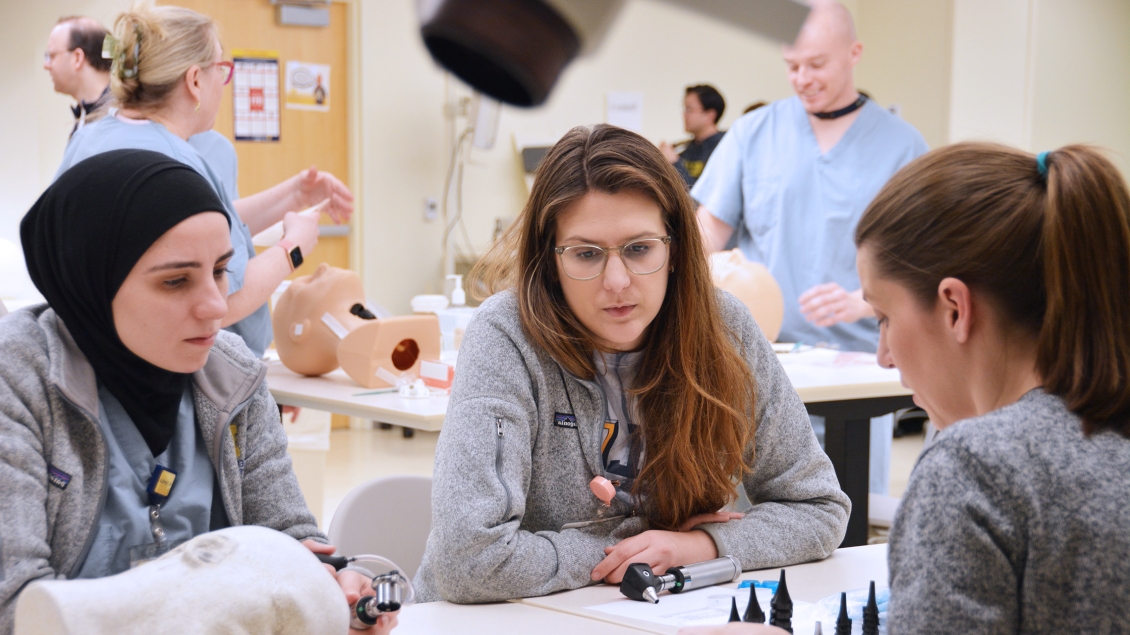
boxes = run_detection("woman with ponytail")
[855,142,1130,633]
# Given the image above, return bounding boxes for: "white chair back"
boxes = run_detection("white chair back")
[327,474,432,579]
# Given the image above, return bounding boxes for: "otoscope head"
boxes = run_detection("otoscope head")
[620,563,662,603]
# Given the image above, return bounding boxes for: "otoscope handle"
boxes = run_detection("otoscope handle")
[316,553,351,571]
[665,555,742,593]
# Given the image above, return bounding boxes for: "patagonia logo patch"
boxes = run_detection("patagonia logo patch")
[47,465,72,490]
[553,413,578,429]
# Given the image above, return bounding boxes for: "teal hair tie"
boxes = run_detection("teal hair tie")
[1036,151,1050,179]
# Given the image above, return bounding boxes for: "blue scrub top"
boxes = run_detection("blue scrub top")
[58,115,271,357]
[692,96,928,352]
[76,384,213,579]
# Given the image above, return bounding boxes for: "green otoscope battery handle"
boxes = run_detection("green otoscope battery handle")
[620,555,742,604]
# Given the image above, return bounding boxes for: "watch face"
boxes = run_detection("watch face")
[289,246,304,270]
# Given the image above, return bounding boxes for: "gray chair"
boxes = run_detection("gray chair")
[327,474,432,579]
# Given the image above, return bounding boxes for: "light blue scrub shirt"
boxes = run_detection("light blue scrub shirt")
[692,96,928,353]
[76,385,213,578]
[57,116,271,357]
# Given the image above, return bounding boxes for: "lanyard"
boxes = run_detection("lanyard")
[146,465,177,543]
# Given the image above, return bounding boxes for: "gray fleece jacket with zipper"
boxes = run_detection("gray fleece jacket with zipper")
[0,306,324,633]
[414,290,850,603]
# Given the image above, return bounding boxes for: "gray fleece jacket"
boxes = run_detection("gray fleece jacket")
[414,290,850,603]
[888,389,1130,634]
[0,306,323,633]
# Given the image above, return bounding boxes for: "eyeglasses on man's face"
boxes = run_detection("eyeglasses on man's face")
[554,236,673,281]
[44,49,69,65]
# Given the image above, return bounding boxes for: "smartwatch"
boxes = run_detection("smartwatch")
[277,240,303,271]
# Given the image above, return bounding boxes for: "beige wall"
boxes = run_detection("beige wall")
[356,0,959,313]
[950,0,1130,176]
[0,0,131,299]
[855,0,953,150]
[1029,0,1130,177]
[5,0,1128,311]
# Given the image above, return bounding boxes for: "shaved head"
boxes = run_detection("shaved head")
[793,1,857,51]
[782,0,862,114]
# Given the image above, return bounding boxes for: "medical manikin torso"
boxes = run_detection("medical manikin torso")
[14,526,349,635]
[709,248,784,341]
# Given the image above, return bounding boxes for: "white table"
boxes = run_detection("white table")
[265,361,447,431]
[265,349,914,543]
[396,544,888,634]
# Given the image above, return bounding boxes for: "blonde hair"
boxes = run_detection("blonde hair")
[108,1,218,112]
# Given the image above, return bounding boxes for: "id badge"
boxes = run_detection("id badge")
[128,538,188,568]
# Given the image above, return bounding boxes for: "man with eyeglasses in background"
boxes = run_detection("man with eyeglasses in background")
[44,16,111,137]
[659,85,727,189]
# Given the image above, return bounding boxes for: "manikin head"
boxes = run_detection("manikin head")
[273,263,371,376]
[14,526,349,635]
[709,249,784,342]
[44,17,111,100]
[782,1,862,114]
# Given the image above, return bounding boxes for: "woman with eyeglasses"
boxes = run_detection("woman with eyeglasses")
[54,2,350,358]
[414,125,850,603]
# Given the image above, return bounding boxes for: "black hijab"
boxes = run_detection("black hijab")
[22,149,230,456]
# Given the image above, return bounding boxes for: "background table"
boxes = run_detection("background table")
[266,350,914,545]
[396,544,888,634]
[266,361,447,431]
[779,349,914,547]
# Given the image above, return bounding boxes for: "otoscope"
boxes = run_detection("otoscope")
[317,553,416,629]
[619,555,742,603]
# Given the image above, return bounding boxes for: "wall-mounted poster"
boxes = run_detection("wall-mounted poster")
[232,50,280,141]
[285,61,330,112]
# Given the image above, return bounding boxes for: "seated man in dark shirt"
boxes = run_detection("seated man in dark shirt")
[659,84,726,188]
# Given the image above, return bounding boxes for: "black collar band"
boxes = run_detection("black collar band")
[812,94,867,120]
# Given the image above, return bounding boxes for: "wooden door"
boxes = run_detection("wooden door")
[170,0,351,276]
[173,0,353,431]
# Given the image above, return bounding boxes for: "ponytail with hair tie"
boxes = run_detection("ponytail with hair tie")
[856,141,1130,438]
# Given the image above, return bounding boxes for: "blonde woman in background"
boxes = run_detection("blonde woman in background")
[56,1,349,357]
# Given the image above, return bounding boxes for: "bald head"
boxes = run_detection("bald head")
[799,1,857,47]
[782,1,862,115]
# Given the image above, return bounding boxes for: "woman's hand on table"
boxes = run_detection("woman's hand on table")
[301,540,399,634]
[591,514,740,584]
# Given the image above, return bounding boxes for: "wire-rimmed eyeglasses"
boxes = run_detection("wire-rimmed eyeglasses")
[554,236,672,281]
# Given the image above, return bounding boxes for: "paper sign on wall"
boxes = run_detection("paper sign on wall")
[232,51,280,141]
[286,61,331,112]
[606,91,644,132]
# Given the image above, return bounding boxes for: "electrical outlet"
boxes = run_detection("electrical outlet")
[424,197,439,221]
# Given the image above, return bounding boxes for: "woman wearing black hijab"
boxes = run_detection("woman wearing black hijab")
[0,150,396,635]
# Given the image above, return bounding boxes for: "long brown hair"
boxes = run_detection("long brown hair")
[472,125,756,529]
[856,142,1130,437]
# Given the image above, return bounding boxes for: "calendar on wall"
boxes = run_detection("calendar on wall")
[232,50,280,142]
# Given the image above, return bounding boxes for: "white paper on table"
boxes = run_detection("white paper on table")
[586,586,823,629]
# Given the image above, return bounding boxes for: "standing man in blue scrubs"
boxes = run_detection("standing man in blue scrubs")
[691,0,927,494]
